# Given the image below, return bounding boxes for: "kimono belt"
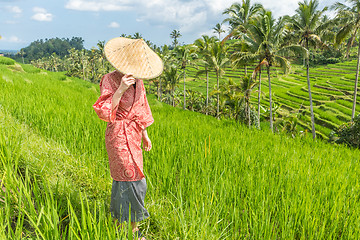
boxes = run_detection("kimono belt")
[114,114,146,178]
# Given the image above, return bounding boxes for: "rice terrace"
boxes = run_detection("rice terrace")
[1,0,360,239]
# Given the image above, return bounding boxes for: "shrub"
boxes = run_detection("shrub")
[330,114,360,149]
[0,56,15,65]
[309,51,341,66]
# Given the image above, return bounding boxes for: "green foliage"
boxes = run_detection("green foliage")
[1,65,360,239]
[170,30,181,48]
[0,56,15,65]
[20,63,41,73]
[309,50,341,66]
[31,47,113,83]
[330,114,360,148]
[19,37,84,63]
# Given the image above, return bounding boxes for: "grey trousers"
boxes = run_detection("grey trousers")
[110,178,150,222]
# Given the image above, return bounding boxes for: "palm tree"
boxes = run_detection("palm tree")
[157,45,172,100]
[20,49,25,64]
[97,40,106,69]
[204,41,230,117]
[194,35,217,114]
[218,78,258,127]
[133,32,142,39]
[213,23,225,40]
[288,0,329,138]
[222,0,263,41]
[218,78,244,119]
[332,0,360,121]
[173,45,197,110]
[161,64,180,106]
[231,33,262,128]
[170,30,182,48]
[236,10,307,132]
[240,75,258,127]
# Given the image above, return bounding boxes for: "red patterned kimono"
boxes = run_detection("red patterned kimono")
[93,71,154,181]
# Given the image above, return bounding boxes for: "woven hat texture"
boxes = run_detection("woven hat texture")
[104,37,163,80]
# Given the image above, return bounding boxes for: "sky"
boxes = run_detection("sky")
[0,0,342,51]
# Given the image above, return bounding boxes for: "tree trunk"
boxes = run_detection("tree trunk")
[183,69,186,110]
[306,52,316,139]
[206,67,209,115]
[257,69,262,129]
[267,66,273,132]
[172,89,175,107]
[216,73,220,118]
[351,42,360,121]
[346,33,356,59]
[247,94,251,128]
[82,54,86,81]
[158,77,162,101]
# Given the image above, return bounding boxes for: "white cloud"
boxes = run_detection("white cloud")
[6,5,22,14]
[0,35,24,43]
[65,0,132,11]
[108,21,120,28]
[5,20,17,24]
[136,0,209,33]
[203,0,234,14]
[65,0,212,33]
[31,7,53,22]
[258,0,299,17]
[63,0,343,37]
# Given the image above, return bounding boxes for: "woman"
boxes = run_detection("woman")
[93,37,163,240]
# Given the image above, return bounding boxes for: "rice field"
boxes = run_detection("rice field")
[1,57,360,239]
[183,60,360,138]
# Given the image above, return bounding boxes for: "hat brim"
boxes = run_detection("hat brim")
[104,37,164,80]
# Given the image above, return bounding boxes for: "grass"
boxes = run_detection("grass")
[1,58,360,239]
[0,56,15,65]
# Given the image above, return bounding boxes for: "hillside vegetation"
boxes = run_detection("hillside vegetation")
[184,59,360,139]
[1,57,360,239]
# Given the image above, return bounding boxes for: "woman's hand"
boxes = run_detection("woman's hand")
[142,136,152,151]
[142,129,152,151]
[118,73,135,93]
[112,73,135,111]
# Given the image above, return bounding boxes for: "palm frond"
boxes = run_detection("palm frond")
[330,2,348,11]
[231,52,259,67]
[252,58,269,79]
[274,55,291,74]
[335,24,353,45]
[277,44,308,58]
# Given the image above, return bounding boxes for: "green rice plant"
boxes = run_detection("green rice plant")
[2,60,360,239]
[312,108,343,126]
[0,57,15,65]
[0,115,129,239]
[336,99,360,112]
[327,78,357,88]
[20,64,41,74]
[325,102,353,117]
[312,85,348,96]
[289,88,329,101]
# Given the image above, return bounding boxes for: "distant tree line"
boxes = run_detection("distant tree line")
[28,34,161,83]
[9,37,84,64]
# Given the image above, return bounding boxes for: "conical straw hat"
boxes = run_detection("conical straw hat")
[104,37,163,80]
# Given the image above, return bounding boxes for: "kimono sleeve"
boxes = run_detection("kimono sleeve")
[93,74,118,122]
[141,82,154,129]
